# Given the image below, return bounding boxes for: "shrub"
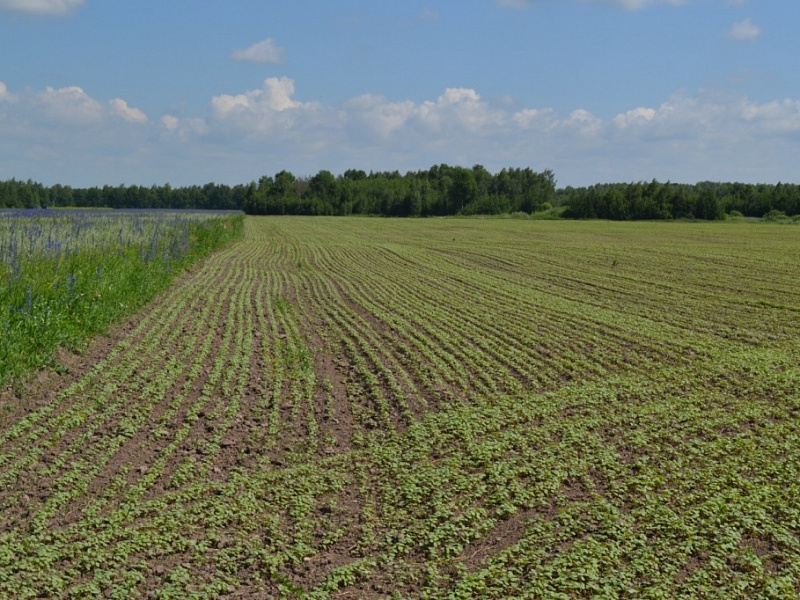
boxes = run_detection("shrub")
[763,209,788,221]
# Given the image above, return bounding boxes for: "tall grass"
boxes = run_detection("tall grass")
[0,209,243,386]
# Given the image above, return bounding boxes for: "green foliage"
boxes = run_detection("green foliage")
[561,179,800,221]
[241,164,556,218]
[0,210,243,386]
[6,172,800,221]
[1,179,249,211]
[763,209,789,222]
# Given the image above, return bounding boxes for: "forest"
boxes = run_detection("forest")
[558,180,800,220]
[2,166,799,220]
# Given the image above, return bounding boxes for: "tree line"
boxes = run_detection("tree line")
[0,166,556,217]
[242,165,556,217]
[2,170,799,219]
[0,179,247,211]
[558,180,800,220]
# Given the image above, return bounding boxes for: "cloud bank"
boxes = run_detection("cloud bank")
[3,77,800,186]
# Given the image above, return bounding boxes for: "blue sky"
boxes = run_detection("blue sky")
[1,0,799,188]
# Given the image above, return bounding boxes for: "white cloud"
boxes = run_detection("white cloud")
[603,90,800,145]
[0,81,152,184]
[28,85,148,126]
[419,88,504,132]
[512,107,558,130]
[0,0,84,15]
[109,98,147,123]
[335,87,800,183]
[344,94,416,138]
[5,77,800,187]
[561,108,604,136]
[344,87,505,139]
[38,86,103,124]
[205,76,339,143]
[726,18,761,42]
[740,98,800,133]
[212,76,301,117]
[231,38,285,64]
[0,81,148,132]
[612,106,657,129]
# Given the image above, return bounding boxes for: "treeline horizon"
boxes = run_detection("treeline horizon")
[1,165,799,220]
[558,180,800,220]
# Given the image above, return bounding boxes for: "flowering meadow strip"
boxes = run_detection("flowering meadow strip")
[0,209,243,386]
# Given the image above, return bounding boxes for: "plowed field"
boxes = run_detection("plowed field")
[2,217,800,598]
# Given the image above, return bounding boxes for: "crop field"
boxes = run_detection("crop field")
[1,216,800,598]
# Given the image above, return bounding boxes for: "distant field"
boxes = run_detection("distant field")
[2,217,800,598]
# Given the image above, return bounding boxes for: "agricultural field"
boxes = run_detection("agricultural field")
[1,216,800,598]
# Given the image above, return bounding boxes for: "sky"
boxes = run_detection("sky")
[1,0,799,188]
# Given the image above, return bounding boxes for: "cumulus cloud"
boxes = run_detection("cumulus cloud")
[231,38,285,64]
[512,107,558,130]
[561,108,604,136]
[612,106,657,129]
[726,18,761,42]
[739,98,800,133]
[343,87,507,142]
[37,86,104,124]
[0,0,84,15]
[29,85,149,125]
[604,90,800,146]
[212,76,301,116]
[0,82,147,130]
[0,81,153,184]
[4,76,800,187]
[109,98,147,123]
[203,76,340,144]
[191,83,800,184]
[420,88,504,132]
[338,87,800,181]
[344,94,416,138]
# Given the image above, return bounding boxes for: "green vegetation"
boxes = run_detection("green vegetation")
[5,171,800,220]
[559,180,800,220]
[0,209,243,386]
[242,166,556,217]
[1,217,800,597]
[0,166,558,218]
